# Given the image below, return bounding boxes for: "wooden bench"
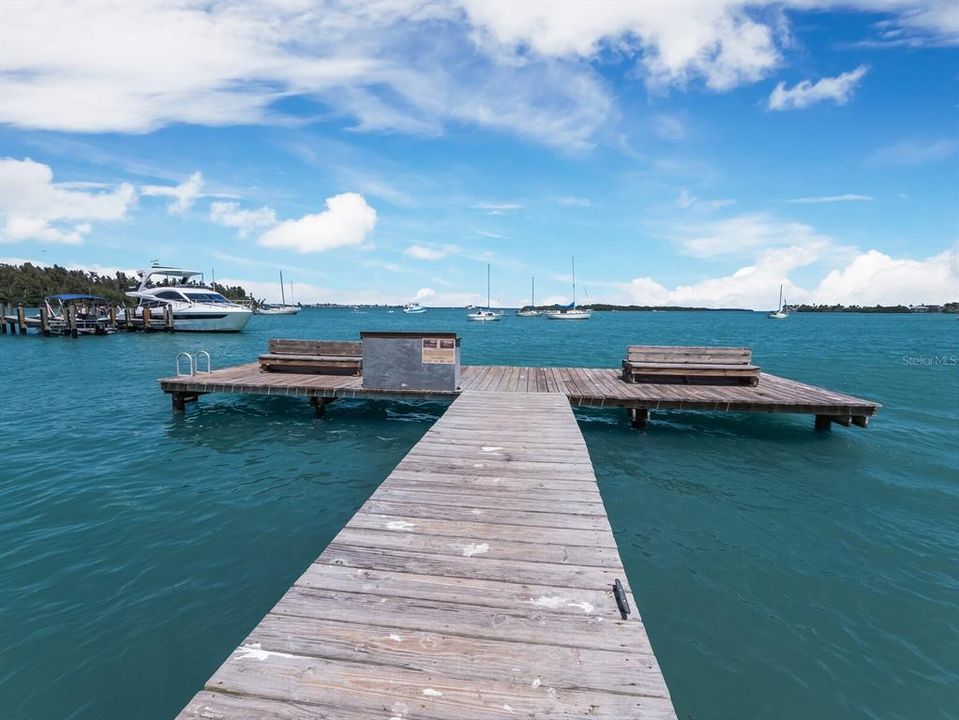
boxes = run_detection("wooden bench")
[258,339,362,375]
[622,345,761,386]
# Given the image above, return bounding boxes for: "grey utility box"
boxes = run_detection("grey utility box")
[361,331,461,392]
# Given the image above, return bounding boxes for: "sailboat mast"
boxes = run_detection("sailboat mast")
[779,284,783,311]
[280,271,286,305]
[572,256,576,308]
[487,263,491,310]
[290,279,295,305]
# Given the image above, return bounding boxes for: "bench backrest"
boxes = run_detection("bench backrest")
[268,339,362,356]
[626,345,752,365]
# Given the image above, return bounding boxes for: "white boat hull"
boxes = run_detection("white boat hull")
[544,310,592,320]
[768,311,788,320]
[467,313,502,321]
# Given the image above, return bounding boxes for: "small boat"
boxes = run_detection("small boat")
[467,264,503,321]
[516,277,541,317]
[403,302,426,314]
[255,272,300,315]
[4,294,116,335]
[126,265,253,332]
[544,257,591,320]
[768,285,788,320]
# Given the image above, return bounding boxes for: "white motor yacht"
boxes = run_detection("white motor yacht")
[403,302,427,314]
[126,265,252,332]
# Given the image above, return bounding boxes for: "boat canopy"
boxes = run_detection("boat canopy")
[554,301,575,310]
[46,294,108,302]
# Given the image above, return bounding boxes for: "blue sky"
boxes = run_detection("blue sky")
[1,1,956,308]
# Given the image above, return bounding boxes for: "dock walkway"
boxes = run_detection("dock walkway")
[177,391,676,719]
[161,363,879,428]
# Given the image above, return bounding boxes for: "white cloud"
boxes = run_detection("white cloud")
[865,138,959,166]
[557,196,592,207]
[258,192,376,254]
[650,114,686,140]
[472,202,523,214]
[0,2,611,151]
[404,244,452,261]
[413,287,436,302]
[676,189,737,212]
[0,157,136,245]
[787,193,873,204]
[141,171,204,214]
[666,213,828,258]
[474,230,508,239]
[620,246,956,309]
[769,64,869,111]
[810,248,957,305]
[209,201,277,238]
[463,0,781,91]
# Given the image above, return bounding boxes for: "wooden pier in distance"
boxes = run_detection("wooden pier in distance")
[177,390,676,719]
[160,363,879,430]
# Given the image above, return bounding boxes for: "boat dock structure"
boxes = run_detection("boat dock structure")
[160,363,879,430]
[166,335,878,717]
[177,390,677,719]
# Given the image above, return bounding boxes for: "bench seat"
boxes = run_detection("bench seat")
[258,339,362,375]
[623,345,761,386]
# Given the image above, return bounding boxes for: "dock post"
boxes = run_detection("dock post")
[814,414,832,431]
[310,396,333,418]
[39,306,49,335]
[630,407,649,430]
[852,415,869,428]
[142,306,152,332]
[109,306,117,330]
[122,307,131,331]
[67,305,78,338]
[1,303,8,334]
[164,305,173,331]
[16,305,26,335]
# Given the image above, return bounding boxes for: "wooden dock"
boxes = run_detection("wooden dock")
[160,363,879,429]
[177,390,676,719]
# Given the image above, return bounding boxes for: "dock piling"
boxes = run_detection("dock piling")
[16,305,26,335]
[309,396,333,418]
[630,407,649,430]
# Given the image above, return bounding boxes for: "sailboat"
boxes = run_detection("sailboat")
[544,257,591,320]
[467,264,503,321]
[516,277,541,317]
[768,284,788,320]
[255,271,301,315]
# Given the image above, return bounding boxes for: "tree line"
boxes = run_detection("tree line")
[0,263,255,306]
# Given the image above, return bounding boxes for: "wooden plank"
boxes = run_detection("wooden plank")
[176,390,676,719]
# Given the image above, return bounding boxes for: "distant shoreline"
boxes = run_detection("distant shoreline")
[306,303,958,314]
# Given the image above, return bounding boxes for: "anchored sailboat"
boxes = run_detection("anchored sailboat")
[517,277,541,317]
[256,272,300,315]
[544,257,591,320]
[768,284,788,320]
[467,264,503,321]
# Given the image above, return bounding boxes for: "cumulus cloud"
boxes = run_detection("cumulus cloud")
[140,171,204,214]
[621,246,956,309]
[258,192,376,253]
[413,287,436,302]
[404,244,452,260]
[463,0,781,91]
[0,157,136,245]
[209,201,277,237]
[769,64,869,111]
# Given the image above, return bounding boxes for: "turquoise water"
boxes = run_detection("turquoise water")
[1,309,956,720]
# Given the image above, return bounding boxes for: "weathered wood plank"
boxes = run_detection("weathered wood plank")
[176,390,677,719]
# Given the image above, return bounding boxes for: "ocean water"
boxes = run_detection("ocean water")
[0,309,956,720]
